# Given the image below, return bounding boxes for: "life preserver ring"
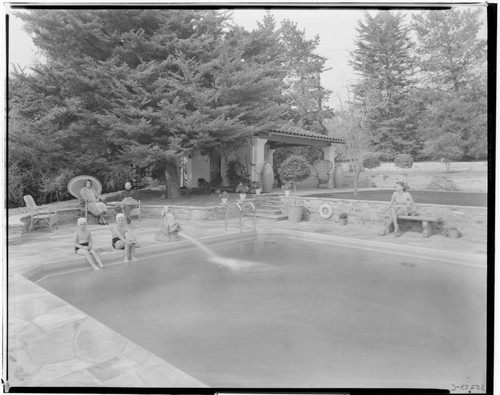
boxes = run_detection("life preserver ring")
[318,203,334,219]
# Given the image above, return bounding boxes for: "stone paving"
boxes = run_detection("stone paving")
[5,204,488,390]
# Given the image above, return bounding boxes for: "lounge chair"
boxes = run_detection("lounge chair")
[23,195,58,232]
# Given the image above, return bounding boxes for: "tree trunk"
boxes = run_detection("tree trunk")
[353,163,362,197]
[164,162,180,199]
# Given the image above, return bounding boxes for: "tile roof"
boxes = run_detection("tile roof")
[271,125,345,144]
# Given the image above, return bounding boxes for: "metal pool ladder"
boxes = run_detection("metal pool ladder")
[225,201,257,239]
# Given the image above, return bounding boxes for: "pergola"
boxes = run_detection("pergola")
[250,125,345,189]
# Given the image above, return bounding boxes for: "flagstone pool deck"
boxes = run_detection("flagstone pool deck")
[6,207,488,389]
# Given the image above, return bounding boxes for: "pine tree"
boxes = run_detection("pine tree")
[349,11,419,158]
[279,18,332,132]
[12,9,289,198]
[412,8,486,92]
[412,8,487,160]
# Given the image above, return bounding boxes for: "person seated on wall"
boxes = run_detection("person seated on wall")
[73,218,104,270]
[155,205,182,242]
[197,178,212,195]
[114,181,140,224]
[112,213,138,262]
[80,179,108,225]
[379,181,418,237]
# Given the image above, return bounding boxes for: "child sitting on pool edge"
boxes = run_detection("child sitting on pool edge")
[73,218,104,270]
[112,213,138,262]
[155,206,182,242]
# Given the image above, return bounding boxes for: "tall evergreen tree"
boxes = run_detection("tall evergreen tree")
[11,9,288,199]
[412,8,486,92]
[349,11,420,158]
[412,8,487,160]
[279,18,332,132]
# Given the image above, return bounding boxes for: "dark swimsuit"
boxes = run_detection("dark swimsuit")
[75,242,89,253]
[112,237,121,249]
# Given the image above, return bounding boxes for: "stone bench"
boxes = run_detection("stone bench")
[397,215,444,237]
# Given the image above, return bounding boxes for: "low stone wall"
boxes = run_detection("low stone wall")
[281,196,488,241]
[11,204,228,234]
[141,205,226,221]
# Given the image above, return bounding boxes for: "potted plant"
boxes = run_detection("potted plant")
[235,183,250,200]
[219,191,229,205]
[447,226,460,239]
[338,212,348,225]
[279,155,311,193]
[250,181,263,195]
[281,181,292,197]
[278,155,311,223]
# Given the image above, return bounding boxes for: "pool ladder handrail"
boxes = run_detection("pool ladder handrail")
[225,201,257,238]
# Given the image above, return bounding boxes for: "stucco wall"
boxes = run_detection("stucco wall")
[190,155,210,188]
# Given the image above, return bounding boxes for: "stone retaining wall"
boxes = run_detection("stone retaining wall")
[281,196,488,241]
[141,205,226,221]
[10,198,487,243]
[11,205,228,234]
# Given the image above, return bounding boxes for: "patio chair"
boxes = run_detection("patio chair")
[312,159,334,188]
[67,175,103,222]
[23,195,58,233]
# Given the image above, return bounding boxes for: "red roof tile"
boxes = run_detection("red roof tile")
[271,125,345,144]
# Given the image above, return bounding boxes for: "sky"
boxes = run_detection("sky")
[6,7,365,107]
[7,5,488,108]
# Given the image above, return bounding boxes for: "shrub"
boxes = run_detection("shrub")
[363,153,381,170]
[278,155,311,189]
[226,160,250,187]
[427,176,460,191]
[394,153,414,180]
[394,153,414,172]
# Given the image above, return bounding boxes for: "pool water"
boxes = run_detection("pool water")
[38,237,486,389]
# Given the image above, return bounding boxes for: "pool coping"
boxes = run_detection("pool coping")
[8,228,486,389]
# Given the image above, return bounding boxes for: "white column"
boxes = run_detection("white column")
[322,145,336,189]
[251,137,268,181]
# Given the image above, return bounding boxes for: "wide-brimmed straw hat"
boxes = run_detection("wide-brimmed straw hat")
[67,175,102,199]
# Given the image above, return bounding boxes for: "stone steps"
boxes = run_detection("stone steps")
[241,196,287,221]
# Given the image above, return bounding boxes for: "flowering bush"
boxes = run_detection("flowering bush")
[250,181,262,193]
[219,191,229,199]
[235,183,250,194]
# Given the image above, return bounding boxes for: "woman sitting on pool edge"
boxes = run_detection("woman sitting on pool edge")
[112,213,138,262]
[379,181,418,237]
[73,218,104,270]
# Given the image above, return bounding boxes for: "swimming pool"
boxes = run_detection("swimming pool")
[36,231,486,390]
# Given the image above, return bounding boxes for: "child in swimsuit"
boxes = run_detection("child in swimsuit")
[73,218,104,270]
[155,206,182,242]
[111,213,138,262]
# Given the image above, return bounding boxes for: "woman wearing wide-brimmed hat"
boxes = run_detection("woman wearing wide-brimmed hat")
[80,179,108,225]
